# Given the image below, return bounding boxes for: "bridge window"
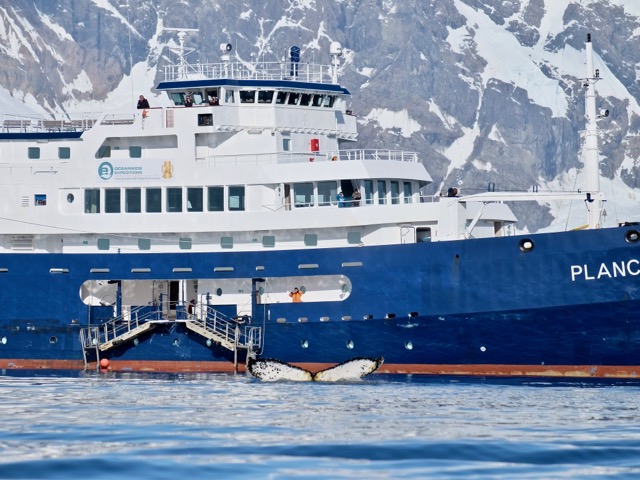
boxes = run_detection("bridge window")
[58,147,71,159]
[312,94,324,107]
[240,91,256,103]
[225,90,235,103]
[125,188,141,213]
[300,93,312,106]
[228,186,245,211]
[146,188,161,213]
[208,187,224,211]
[275,91,288,104]
[323,96,336,107]
[105,188,121,213]
[287,92,300,105]
[85,189,100,213]
[167,188,182,212]
[187,188,203,212]
[258,91,274,104]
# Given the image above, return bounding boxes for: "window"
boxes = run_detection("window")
[377,180,387,205]
[34,194,46,206]
[198,114,213,126]
[275,91,288,104]
[299,93,312,106]
[98,145,111,158]
[225,90,235,104]
[364,180,374,205]
[187,188,203,212]
[146,188,161,213]
[403,181,412,204]
[129,146,142,158]
[167,188,182,212]
[262,235,276,248]
[28,147,40,159]
[294,182,314,207]
[323,95,335,107]
[85,189,100,213]
[228,186,245,211]
[105,188,121,213]
[417,227,432,243]
[125,188,141,213]
[287,92,300,105]
[258,91,274,103]
[304,233,318,246]
[283,138,291,151]
[170,92,185,105]
[390,181,399,205]
[318,181,337,206]
[208,186,224,211]
[179,238,192,250]
[138,238,151,250]
[347,232,362,244]
[58,147,70,159]
[221,236,233,249]
[240,90,256,103]
[312,94,324,107]
[97,238,110,250]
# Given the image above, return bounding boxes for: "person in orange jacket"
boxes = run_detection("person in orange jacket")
[289,287,303,302]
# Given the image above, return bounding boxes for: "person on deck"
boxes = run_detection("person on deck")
[337,191,345,208]
[352,188,361,207]
[137,95,150,109]
[184,95,193,107]
[289,287,303,303]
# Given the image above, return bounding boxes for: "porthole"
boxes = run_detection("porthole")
[173,338,180,347]
[301,340,309,349]
[206,339,212,347]
[385,313,396,319]
[405,341,413,350]
[363,314,373,320]
[480,346,487,352]
[133,338,139,346]
[216,288,223,296]
[67,193,75,203]
[625,230,640,244]
[346,340,354,349]
[1,336,6,345]
[49,336,58,345]
[519,238,534,252]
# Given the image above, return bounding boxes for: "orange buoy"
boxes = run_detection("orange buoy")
[100,358,110,368]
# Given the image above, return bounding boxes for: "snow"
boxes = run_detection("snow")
[360,108,421,138]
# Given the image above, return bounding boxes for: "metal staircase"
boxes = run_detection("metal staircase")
[79,303,262,369]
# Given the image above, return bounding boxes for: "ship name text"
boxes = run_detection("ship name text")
[570,259,640,282]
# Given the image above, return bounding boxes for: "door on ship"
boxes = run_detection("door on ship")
[169,281,180,317]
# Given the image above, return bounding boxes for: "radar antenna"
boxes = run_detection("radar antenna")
[164,27,199,79]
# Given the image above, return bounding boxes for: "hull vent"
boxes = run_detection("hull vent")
[11,235,34,251]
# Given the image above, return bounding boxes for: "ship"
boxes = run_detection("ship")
[0,31,638,378]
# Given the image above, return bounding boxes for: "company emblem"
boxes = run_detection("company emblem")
[98,161,114,180]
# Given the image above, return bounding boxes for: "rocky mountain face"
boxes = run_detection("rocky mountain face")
[1,0,639,231]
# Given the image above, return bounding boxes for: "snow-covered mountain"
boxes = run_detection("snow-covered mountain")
[1,0,639,232]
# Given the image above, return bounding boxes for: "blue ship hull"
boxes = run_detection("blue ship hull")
[1,226,640,378]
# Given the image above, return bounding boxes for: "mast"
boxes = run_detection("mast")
[583,33,607,229]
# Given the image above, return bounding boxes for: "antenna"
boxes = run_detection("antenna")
[583,33,606,229]
[164,27,199,79]
[330,42,343,83]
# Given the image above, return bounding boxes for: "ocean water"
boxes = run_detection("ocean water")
[1,372,640,479]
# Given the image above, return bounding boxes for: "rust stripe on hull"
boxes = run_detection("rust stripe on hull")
[1,359,639,378]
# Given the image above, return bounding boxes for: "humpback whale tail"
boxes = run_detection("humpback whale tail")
[247,357,384,382]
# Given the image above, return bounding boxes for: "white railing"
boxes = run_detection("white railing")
[1,112,102,133]
[163,61,334,84]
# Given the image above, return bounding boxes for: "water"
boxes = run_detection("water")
[1,372,640,479]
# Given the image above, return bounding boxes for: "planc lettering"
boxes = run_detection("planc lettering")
[570,259,640,281]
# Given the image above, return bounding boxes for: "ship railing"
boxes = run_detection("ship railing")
[163,61,334,84]
[97,304,163,346]
[1,113,101,133]
[200,149,419,167]
[189,304,262,352]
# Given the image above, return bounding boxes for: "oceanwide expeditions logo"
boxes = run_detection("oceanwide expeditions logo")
[97,160,174,181]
